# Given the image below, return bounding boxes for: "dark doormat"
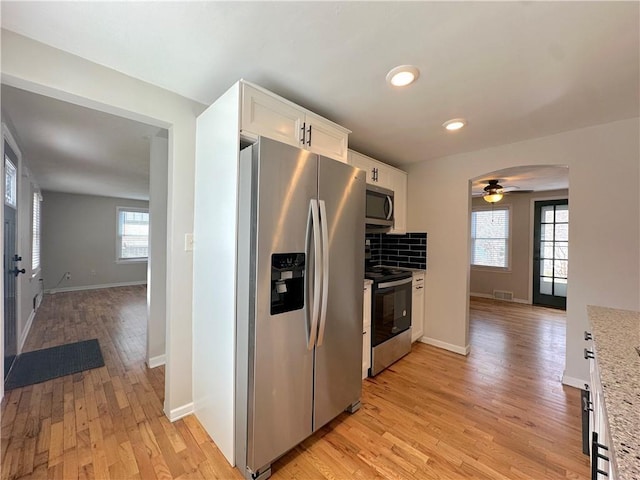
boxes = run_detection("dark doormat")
[4,339,104,391]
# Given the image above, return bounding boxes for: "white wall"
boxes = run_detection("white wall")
[18,165,43,351]
[406,117,640,386]
[1,29,206,417]
[41,191,148,290]
[470,189,568,302]
[147,135,168,367]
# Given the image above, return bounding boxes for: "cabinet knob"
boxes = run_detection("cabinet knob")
[306,124,312,146]
[584,331,593,341]
[584,348,595,360]
[300,122,306,144]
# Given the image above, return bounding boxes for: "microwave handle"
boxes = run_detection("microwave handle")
[385,195,394,220]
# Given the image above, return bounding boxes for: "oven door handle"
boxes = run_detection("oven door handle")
[378,277,412,289]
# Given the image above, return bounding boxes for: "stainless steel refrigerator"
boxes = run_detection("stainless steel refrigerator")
[235,137,365,480]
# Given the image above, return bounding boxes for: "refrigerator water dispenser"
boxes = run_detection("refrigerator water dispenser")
[270,253,305,315]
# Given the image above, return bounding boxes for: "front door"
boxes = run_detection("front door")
[533,199,569,309]
[4,141,19,379]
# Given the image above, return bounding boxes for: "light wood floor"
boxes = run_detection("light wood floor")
[1,287,589,479]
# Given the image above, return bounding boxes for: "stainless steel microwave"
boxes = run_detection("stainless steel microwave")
[366,184,394,230]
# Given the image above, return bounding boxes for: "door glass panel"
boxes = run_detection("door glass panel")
[541,224,554,241]
[541,241,554,259]
[540,277,553,295]
[554,260,568,278]
[554,242,569,260]
[542,206,555,223]
[5,158,16,207]
[555,205,569,223]
[555,223,568,241]
[542,259,553,277]
[554,278,567,297]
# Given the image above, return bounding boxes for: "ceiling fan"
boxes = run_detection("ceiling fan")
[478,179,532,203]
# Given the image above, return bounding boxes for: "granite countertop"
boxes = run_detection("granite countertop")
[588,305,640,480]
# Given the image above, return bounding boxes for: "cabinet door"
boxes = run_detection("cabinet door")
[388,169,408,235]
[348,150,388,186]
[305,111,349,163]
[411,274,424,342]
[348,150,373,183]
[241,83,304,148]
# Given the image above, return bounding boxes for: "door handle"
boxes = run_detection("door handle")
[13,267,26,277]
[316,199,329,347]
[306,199,321,350]
[300,122,306,145]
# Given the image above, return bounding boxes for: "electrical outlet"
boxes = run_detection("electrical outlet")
[65,272,71,280]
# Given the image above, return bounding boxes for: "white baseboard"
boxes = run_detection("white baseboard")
[562,373,588,390]
[168,402,194,422]
[470,292,531,304]
[147,354,166,368]
[46,280,146,294]
[18,309,36,354]
[420,337,471,356]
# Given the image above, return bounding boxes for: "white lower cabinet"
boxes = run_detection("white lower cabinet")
[587,343,616,479]
[411,272,425,342]
[363,281,372,379]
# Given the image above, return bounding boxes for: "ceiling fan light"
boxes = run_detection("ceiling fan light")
[483,192,503,203]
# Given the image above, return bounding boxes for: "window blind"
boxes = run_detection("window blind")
[471,208,509,268]
[32,192,41,271]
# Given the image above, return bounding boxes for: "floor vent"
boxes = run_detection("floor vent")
[493,290,514,301]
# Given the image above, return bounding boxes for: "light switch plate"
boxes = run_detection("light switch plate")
[185,233,194,252]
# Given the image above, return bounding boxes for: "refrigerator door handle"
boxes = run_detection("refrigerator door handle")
[306,199,321,350]
[316,199,330,346]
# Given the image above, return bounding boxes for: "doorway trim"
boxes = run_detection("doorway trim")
[0,79,172,408]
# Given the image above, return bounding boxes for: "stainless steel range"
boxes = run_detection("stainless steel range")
[365,266,412,376]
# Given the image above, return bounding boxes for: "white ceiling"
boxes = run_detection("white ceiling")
[1,1,638,197]
[471,165,569,197]
[1,85,162,200]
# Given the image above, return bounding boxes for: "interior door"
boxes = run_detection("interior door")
[313,157,365,430]
[4,142,19,379]
[533,199,569,309]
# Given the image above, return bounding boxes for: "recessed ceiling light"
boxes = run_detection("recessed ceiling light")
[386,65,420,87]
[443,118,466,131]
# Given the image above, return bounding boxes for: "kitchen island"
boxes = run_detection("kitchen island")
[587,305,640,480]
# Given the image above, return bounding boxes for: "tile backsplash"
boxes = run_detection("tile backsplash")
[366,232,427,270]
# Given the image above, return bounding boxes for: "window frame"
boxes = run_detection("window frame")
[31,189,42,275]
[116,206,149,263]
[470,205,512,272]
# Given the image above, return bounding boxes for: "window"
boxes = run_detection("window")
[32,191,42,271]
[117,207,149,261]
[5,156,17,207]
[471,207,510,268]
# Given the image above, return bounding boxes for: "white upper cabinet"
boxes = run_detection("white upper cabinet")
[388,168,407,235]
[347,149,408,235]
[240,82,350,163]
